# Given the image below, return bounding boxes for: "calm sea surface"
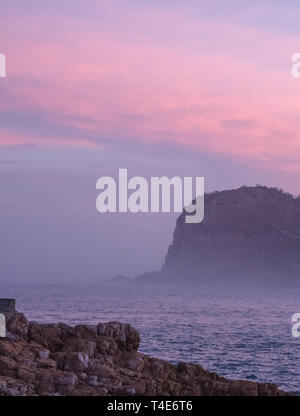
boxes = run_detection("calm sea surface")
[0,283,299,394]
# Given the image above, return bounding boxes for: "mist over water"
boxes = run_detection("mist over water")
[1,282,299,394]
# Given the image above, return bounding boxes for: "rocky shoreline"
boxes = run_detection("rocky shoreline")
[0,309,290,396]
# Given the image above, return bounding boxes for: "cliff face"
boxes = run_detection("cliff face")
[161,186,300,285]
[0,311,288,396]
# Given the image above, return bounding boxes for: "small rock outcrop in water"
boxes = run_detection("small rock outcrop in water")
[0,308,289,396]
[111,275,131,284]
[159,186,300,286]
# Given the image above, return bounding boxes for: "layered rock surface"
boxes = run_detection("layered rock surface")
[0,311,289,396]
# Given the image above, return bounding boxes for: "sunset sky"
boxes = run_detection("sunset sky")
[1,0,300,283]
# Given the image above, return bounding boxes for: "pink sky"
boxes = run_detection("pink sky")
[2,1,300,282]
[1,0,300,173]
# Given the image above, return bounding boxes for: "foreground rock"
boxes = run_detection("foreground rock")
[0,311,289,396]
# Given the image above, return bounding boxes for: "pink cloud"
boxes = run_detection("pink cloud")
[1,3,300,172]
[0,128,99,149]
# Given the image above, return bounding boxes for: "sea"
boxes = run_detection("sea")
[0,283,299,394]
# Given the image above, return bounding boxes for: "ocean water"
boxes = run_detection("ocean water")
[0,283,299,394]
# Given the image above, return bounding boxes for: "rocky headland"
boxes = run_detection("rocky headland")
[0,306,289,396]
[137,186,300,286]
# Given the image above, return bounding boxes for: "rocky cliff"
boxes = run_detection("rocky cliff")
[0,311,289,396]
[160,186,300,286]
